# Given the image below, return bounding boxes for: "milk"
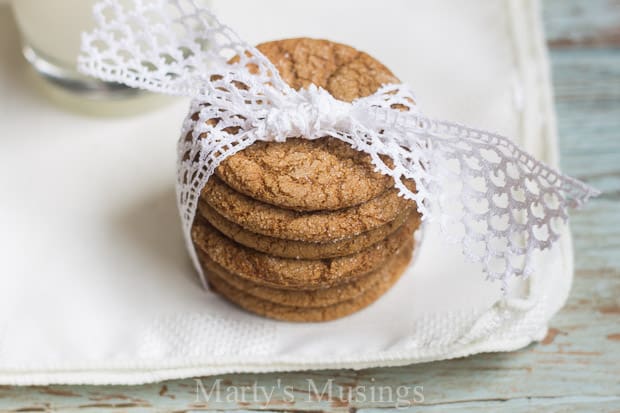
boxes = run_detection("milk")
[12,0,98,68]
[11,0,177,115]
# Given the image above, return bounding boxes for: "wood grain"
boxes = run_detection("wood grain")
[0,0,618,411]
[544,0,620,48]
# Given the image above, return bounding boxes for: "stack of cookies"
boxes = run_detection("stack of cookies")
[191,38,420,322]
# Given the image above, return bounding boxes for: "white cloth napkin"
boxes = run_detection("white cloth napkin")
[0,0,569,385]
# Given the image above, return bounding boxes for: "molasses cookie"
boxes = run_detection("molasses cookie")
[214,38,400,211]
[191,213,419,290]
[206,238,413,322]
[200,175,416,242]
[197,236,414,308]
[198,200,416,259]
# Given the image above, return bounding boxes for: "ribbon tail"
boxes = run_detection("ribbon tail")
[177,101,260,284]
[342,106,599,288]
[78,0,288,98]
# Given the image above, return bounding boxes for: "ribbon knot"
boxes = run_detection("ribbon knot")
[258,85,353,141]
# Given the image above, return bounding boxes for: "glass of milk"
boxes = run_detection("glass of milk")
[11,0,173,115]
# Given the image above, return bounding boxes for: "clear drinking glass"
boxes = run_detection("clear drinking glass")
[11,0,173,115]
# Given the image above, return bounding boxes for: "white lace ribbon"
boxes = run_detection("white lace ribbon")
[78,0,598,289]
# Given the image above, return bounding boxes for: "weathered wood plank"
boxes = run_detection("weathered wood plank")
[551,49,620,275]
[544,0,620,47]
[363,397,620,412]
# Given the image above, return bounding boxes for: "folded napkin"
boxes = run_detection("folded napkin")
[0,0,567,385]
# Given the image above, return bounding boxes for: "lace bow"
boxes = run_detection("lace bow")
[78,0,598,288]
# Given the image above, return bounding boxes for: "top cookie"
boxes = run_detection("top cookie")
[215,38,399,211]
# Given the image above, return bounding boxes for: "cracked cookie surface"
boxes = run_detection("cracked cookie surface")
[198,199,417,259]
[205,238,413,322]
[201,175,416,242]
[191,213,418,290]
[214,38,400,211]
[198,236,413,309]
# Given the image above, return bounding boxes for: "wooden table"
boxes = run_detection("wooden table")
[1,0,618,411]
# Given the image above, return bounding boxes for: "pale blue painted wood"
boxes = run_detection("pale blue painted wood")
[0,0,618,411]
[543,0,620,47]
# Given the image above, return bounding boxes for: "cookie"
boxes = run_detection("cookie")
[214,38,400,211]
[191,212,419,290]
[198,200,416,259]
[198,235,413,308]
[201,175,416,242]
[206,238,413,322]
